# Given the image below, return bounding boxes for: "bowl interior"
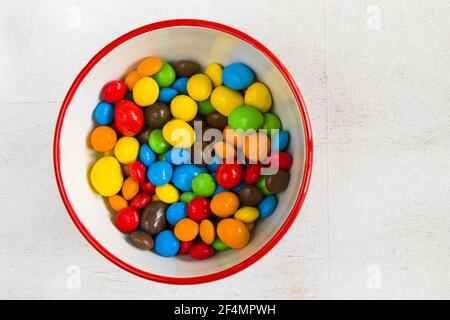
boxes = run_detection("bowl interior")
[58,25,306,279]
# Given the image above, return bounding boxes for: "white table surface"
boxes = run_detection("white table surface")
[0,0,449,299]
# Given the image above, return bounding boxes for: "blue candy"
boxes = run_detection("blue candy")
[222,63,254,90]
[147,161,173,186]
[172,77,188,94]
[166,202,188,225]
[139,144,156,167]
[271,130,290,152]
[158,87,178,104]
[259,196,277,218]
[165,148,191,165]
[213,184,229,196]
[93,101,114,125]
[207,155,222,172]
[154,230,180,257]
[172,164,206,192]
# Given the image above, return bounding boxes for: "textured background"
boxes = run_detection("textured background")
[0,0,449,299]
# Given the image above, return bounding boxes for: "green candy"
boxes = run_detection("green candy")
[192,173,216,197]
[180,192,197,204]
[228,105,264,132]
[158,153,166,161]
[125,91,133,101]
[256,176,272,196]
[262,113,282,136]
[198,99,215,115]
[148,129,170,154]
[212,238,230,251]
[153,62,176,88]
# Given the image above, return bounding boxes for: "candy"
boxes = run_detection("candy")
[140,202,167,234]
[114,100,144,136]
[174,218,199,241]
[243,131,271,162]
[137,126,152,144]
[147,161,173,186]
[222,63,254,90]
[244,163,262,184]
[206,155,222,172]
[265,170,290,194]
[148,129,170,154]
[228,105,264,131]
[164,148,190,165]
[187,197,211,222]
[214,141,236,161]
[133,77,159,107]
[139,180,156,194]
[191,173,216,197]
[172,77,188,94]
[144,102,171,128]
[90,126,117,152]
[128,160,146,183]
[216,163,244,189]
[115,207,140,233]
[178,240,193,255]
[158,87,178,104]
[93,102,114,125]
[122,176,139,200]
[172,164,206,192]
[261,113,282,136]
[267,151,293,171]
[153,62,176,87]
[90,156,123,196]
[187,74,212,101]
[256,176,272,196]
[271,130,290,152]
[258,196,277,218]
[174,60,200,77]
[155,184,179,204]
[130,231,154,250]
[197,99,215,116]
[238,185,263,207]
[170,95,198,122]
[210,86,243,116]
[114,136,139,164]
[139,144,156,167]
[244,82,272,113]
[210,191,239,217]
[101,80,127,103]
[137,56,163,76]
[130,192,151,211]
[108,194,128,212]
[180,192,197,204]
[212,238,230,251]
[166,202,188,225]
[206,111,228,130]
[234,206,260,223]
[199,219,215,244]
[223,126,245,149]
[189,243,214,260]
[205,63,223,87]
[217,218,250,249]
[154,230,180,257]
[162,119,195,149]
[124,70,143,91]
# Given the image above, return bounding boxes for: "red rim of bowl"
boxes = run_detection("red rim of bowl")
[53,19,313,285]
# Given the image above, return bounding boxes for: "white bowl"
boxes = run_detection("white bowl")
[54,19,313,284]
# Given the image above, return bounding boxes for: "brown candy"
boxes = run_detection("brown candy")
[238,185,263,207]
[265,170,290,194]
[144,102,171,128]
[137,126,152,144]
[140,202,167,234]
[130,231,154,250]
[174,60,201,77]
[207,112,228,130]
[189,114,207,129]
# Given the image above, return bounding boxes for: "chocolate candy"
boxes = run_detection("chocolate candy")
[174,60,200,77]
[130,231,154,250]
[140,202,167,234]
[238,185,263,207]
[206,111,228,129]
[144,102,171,128]
[137,126,152,144]
[265,170,290,194]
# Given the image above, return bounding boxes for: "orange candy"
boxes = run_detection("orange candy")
[199,219,215,244]
[174,218,199,241]
[137,57,163,76]
[90,126,117,152]
[217,218,250,249]
[122,176,139,200]
[223,126,245,149]
[214,141,236,160]
[124,70,143,90]
[152,194,160,202]
[108,195,128,212]
[243,132,271,162]
[210,192,240,217]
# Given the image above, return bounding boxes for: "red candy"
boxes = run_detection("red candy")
[128,161,146,182]
[216,163,244,189]
[267,152,293,171]
[130,193,151,211]
[139,180,156,194]
[101,80,127,103]
[178,240,193,255]
[114,100,144,136]
[187,197,211,222]
[189,243,214,260]
[244,163,262,184]
[114,207,140,233]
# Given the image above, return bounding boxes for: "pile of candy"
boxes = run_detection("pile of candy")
[89,57,292,259]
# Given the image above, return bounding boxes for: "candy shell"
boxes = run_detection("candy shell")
[166,202,188,225]
[90,156,123,196]
[114,136,140,164]
[162,119,195,148]
[234,206,260,223]
[137,56,163,76]
[170,95,198,122]
[187,74,212,101]
[108,194,128,212]
[210,191,239,218]
[139,144,156,167]
[115,207,140,233]
[258,196,277,218]
[155,184,179,204]
[205,63,223,87]
[153,62,176,87]
[90,126,117,152]
[172,77,189,94]
[217,218,249,249]
[133,77,159,107]
[189,243,214,260]
[154,230,180,257]
[199,219,215,244]
[93,102,114,125]
[192,173,216,197]
[174,218,199,242]
[222,63,254,90]
[210,86,244,116]
[228,105,264,132]
[122,176,139,200]
[101,80,127,103]
[244,82,272,113]
[148,129,170,154]
[114,100,144,136]
[147,161,173,186]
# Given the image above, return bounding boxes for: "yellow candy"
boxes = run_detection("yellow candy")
[205,63,223,87]
[162,119,195,148]
[234,207,260,223]
[174,218,199,242]
[124,70,143,91]
[210,86,244,116]
[170,95,198,122]
[244,82,272,113]
[155,184,179,204]
[199,219,215,244]
[114,136,139,164]
[187,74,212,101]
[133,77,159,107]
[90,156,123,197]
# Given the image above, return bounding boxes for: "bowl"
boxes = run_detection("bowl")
[54,19,313,284]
